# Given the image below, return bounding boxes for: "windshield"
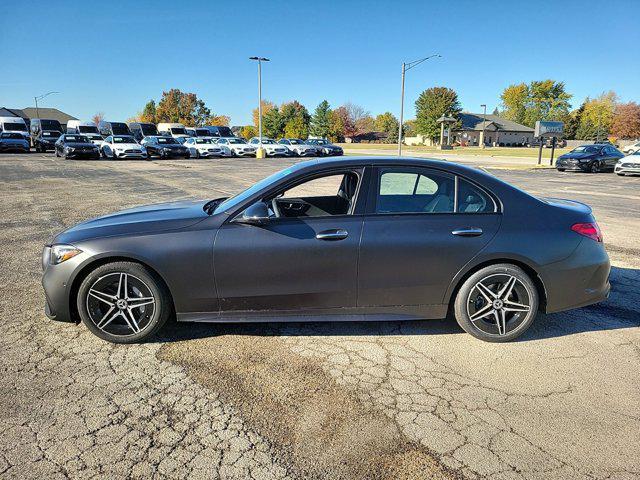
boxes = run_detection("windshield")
[43,131,61,137]
[196,138,212,144]
[78,125,99,134]
[1,132,25,139]
[65,135,90,143]
[260,139,276,144]
[195,129,209,137]
[141,125,158,135]
[631,150,640,156]
[170,127,187,135]
[111,123,130,135]
[87,134,102,141]
[40,120,61,131]
[571,146,598,153]
[229,138,247,144]
[3,122,27,131]
[113,136,136,143]
[309,139,328,145]
[214,165,303,214]
[290,139,304,144]
[158,137,178,144]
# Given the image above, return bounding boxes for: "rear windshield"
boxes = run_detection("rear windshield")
[3,122,27,131]
[141,125,158,135]
[170,127,187,135]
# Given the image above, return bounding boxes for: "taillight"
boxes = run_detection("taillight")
[571,222,603,242]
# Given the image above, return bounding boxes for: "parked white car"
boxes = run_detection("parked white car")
[248,137,288,156]
[100,135,147,159]
[183,137,223,158]
[277,138,317,156]
[615,150,640,176]
[216,137,257,157]
[622,141,640,154]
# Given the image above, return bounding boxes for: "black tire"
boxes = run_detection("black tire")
[590,161,600,173]
[76,261,172,344]
[557,168,565,172]
[55,150,60,157]
[453,263,539,343]
[616,172,624,176]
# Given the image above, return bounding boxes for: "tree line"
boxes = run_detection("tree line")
[110,83,640,142]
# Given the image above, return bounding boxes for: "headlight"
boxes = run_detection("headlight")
[49,244,82,265]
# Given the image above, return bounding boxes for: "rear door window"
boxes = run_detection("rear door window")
[376,168,455,214]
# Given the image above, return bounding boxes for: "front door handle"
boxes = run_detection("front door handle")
[452,227,483,237]
[316,229,349,241]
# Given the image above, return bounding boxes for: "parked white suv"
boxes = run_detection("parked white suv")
[248,137,288,156]
[217,137,257,157]
[100,135,147,159]
[157,123,189,139]
[278,138,316,156]
[183,137,223,158]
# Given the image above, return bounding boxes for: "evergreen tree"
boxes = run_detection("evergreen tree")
[414,87,462,141]
[310,100,332,138]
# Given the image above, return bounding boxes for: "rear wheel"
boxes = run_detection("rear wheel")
[77,261,172,343]
[454,264,539,342]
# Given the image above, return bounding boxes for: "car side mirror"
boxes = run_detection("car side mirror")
[237,201,270,225]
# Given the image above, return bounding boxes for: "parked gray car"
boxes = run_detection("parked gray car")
[42,157,610,344]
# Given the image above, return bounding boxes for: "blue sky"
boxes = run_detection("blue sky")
[2,0,639,125]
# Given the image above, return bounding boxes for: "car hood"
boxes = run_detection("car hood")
[52,199,209,245]
[112,143,142,149]
[159,144,186,149]
[65,142,98,148]
[559,152,596,160]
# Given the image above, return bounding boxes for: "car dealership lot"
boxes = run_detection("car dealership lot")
[0,154,638,479]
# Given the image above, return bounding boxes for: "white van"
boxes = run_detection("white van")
[0,116,30,141]
[67,120,100,135]
[157,123,189,138]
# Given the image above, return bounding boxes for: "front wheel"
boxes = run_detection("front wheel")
[453,264,539,342]
[77,261,172,343]
[557,168,565,172]
[590,161,600,173]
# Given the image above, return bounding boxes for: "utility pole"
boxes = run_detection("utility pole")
[34,91,59,119]
[249,57,270,158]
[397,54,441,156]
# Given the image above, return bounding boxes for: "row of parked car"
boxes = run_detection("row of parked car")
[555,142,640,176]
[0,116,344,159]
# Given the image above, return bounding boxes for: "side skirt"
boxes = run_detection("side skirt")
[177,304,448,323]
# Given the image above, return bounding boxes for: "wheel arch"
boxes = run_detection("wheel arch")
[445,257,548,314]
[68,255,175,324]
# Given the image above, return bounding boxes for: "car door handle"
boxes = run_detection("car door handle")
[452,227,483,237]
[316,229,348,241]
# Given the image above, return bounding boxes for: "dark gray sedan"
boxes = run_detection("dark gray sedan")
[42,157,610,343]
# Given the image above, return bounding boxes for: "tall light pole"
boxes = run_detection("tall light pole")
[249,56,270,158]
[34,91,59,119]
[397,54,440,156]
[480,104,487,148]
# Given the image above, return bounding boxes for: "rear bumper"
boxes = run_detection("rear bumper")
[540,238,611,314]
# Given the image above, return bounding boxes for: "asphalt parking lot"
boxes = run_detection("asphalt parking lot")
[1,152,638,480]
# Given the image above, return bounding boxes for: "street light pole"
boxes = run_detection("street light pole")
[397,54,440,156]
[34,91,59,119]
[480,104,487,149]
[249,57,270,158]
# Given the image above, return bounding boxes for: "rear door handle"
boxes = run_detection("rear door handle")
[316,229,349,241]
[452,227,483,237]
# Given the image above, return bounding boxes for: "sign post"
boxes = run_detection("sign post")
[534,121,564,166]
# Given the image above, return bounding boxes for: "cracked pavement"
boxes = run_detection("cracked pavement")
[1,154,639,479]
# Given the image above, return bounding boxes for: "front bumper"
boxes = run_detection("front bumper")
[41,248,87,323]
[266,150,288,157]
[197,150,223,158]
[66,150,100,158]
[0,144,29,152]
[615,163,640,175]
[114,150,147,159]
[556,160,590,172]
[540,237,611,314]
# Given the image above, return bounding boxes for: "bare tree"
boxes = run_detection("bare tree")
[91,112,105,126]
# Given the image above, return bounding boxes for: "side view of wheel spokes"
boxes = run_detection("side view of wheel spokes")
[468,274,531,336]
[86,272,155,336]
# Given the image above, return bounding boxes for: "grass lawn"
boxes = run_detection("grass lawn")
[338,143,572,159]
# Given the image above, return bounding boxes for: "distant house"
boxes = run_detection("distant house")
[454,113,534,147]
[0,106,78,131]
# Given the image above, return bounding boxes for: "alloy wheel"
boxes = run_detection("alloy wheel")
[86,272,156,336]
[466,273,532,336]
[591,162,600,173]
